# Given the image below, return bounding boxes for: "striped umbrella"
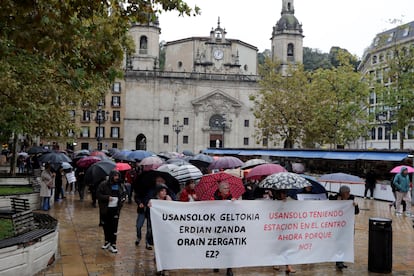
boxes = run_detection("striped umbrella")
[171,164,203,184]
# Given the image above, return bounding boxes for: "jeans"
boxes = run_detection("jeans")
[136,212,152,246]
[41,197,50,211]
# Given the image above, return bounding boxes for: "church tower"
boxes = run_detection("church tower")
[127,16,161,70]
[271,0,304,73]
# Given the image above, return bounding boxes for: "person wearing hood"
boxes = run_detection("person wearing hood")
[392,166,412,216]
[97,170,127,253]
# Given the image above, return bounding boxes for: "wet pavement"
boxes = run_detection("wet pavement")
[35,193,414,276]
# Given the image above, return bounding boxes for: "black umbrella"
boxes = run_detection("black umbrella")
[189,154,214,168]
[38,151,72,170]
[84,160,116,186]
[135,170,180,196]
[28,146,50,155]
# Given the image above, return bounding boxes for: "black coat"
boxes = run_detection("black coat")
[97,179,127,215]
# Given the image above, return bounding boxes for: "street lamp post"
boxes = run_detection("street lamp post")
[172,120,183,152]
[377,113,391,150]
[96,103,103,150]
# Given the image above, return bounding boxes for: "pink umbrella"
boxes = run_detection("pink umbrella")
[207,156,244,170]
[246,163,287,181]
[139,156,164,171]
[390,165,414,173]
[76,156,102,169]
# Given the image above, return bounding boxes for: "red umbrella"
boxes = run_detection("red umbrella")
[246,163,287,181]
[90,151,107,157]
[195,172,245,201]
[207,156,243,170]
[76,156,102,169]
[115,162,132,172]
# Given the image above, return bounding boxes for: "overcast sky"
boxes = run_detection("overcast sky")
[158,0,414,58]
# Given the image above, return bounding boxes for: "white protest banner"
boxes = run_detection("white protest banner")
[150,200,355,271]
[296,193,327,200]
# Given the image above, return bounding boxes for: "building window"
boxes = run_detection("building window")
[82,110,91,122]
[244,120,249,127]
[81,127,89,138]
[113,111,120,122]
[183,135,189,144]
[111,127,119,138]
[112,82,121,93]
[408,126,414,139]
[163,135,169,143]
[178,61,183,68]
[371,128,376,140]
[243,137,249,145]
[385,127,390,140]
[402,27,410,37]
[372,55,377,64]
[392,131,398,140]
[81,143,89,150]
[183,117,189,125]
[96,127,105,138]
[287,43,294,61]
[164,117,169,125]
[139,36,148,54]
[387,32,394,42]
[69,110,75,121]
[112,96,120,107]
[378,127,383,140]
[369,92,376,105]
[262,138,268,147]
[112,143,118,149]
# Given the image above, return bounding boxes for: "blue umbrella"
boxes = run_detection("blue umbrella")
[127,150,154,161]
[288,174,327,199]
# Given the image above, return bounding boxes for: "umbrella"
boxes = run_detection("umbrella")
[115,162,132,171]
[157,164,179,174]
[195,172,245,201]
[171,164,203,184]
[246,163,287,180]
[108,148,120,156]
[288,175,327,199]
[318,172,365,184]
[127,150,154,161]
[90,151,107,157]
[259,172,311,190]
[241,159,267,169]
[27,146,50,155]
[207,156,243,170]
[136,170,180,194]
[74,149,90,158]
[38,151,72,170]
[139,156,164,171]
[292,163,305,174]
[76,156,102,169]
[112,151,131,162]
[182,150,194,156]
[166,158,189,166]
[84,160,116,186]
[390,165,414,173]
[18,152,28,157]
[189,154,214,167]
[224,168,244,178]
[61,162,73,170]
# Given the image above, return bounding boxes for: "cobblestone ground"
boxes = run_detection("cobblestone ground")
[36,193,414,276]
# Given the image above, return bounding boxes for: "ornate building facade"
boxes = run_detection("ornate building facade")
[123,0,303,153]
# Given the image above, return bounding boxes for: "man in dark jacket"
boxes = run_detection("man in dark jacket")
[97,170,127,253]
[329,185,359,271]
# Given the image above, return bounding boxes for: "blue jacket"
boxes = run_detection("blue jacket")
[393,167,410,193]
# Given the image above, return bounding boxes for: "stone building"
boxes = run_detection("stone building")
[122,0,303,153]
[358,21,414,149]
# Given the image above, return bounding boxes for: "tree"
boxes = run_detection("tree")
[376,28,414,149]
[251,59,312,148]
[307,50,370,148]
[302,47,332,71]
[0,0,199,174]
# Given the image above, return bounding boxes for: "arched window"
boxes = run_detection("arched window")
[139,36,148,54]
[287,43,294,61]
[371,128,376,140]
[136,134,147,150]
[378,127,383,140]
[287,2,291,11]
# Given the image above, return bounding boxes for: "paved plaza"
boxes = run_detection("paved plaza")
[36,194,414,276]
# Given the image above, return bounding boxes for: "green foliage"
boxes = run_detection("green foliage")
[0,218,14,240]
[0,186,33,195]
[303,47,332,71]
[253,50,369,148]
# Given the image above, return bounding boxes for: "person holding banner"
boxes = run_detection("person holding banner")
[179,179,198,202]
[329,185,359,271]
[211,181,234,276]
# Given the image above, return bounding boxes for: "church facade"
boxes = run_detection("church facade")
[123,0,303,153]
